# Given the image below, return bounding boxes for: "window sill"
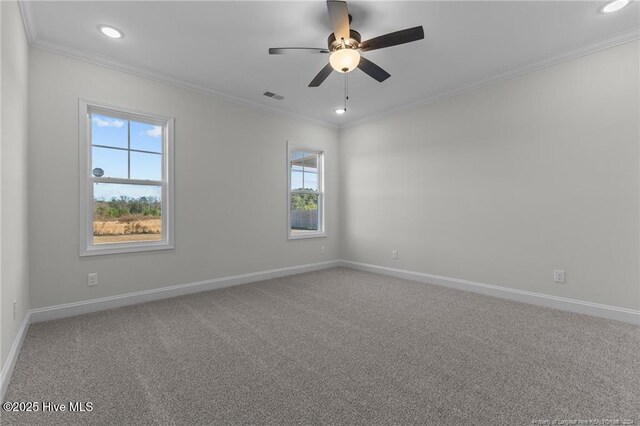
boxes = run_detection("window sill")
[288,233,327,240]
[80,241,174,257]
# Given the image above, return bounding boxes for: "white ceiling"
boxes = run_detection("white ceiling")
[21,1,640,127]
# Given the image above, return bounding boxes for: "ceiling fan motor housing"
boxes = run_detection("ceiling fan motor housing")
[328,30,361,52]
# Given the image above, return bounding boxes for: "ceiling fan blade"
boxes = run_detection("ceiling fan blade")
[309,63,334,87]
[357,57,390,82]
[269,47,330,54]
[359,26,424,52]
[327,0,350,42]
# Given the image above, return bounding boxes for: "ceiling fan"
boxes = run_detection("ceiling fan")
[269,0,424,87]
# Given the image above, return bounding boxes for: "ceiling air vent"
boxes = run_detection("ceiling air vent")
[263,91,284,100]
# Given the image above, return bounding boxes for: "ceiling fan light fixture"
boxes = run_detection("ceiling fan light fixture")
[602,0,630,13]
[335,108,346,114]
[329,48,360,73]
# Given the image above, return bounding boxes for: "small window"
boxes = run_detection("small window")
[79,100,174,256]
[288,143,325,239]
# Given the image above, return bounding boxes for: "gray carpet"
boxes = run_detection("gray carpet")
[2,267,639,425]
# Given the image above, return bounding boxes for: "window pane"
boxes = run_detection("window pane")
[93,183,162,245]
[131,121,162,153]
[303,172,318,191]
[291,170,303,190]
[131,151,162,181]
[290,150,304,172]
[91,113,128,149]
[92,146,128,179]
[290,193,319,236]
[288,147,323,237]
[301,153,318,172]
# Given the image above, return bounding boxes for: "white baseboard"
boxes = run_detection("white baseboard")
[1,311,31,401]
[30,260,341,323]
[339,260,640,325]
[2,260,338,400]
[4,258,638,401]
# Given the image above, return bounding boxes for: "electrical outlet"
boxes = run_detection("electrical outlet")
[88,273,99,287]
[13,301,17,320]
[392,250,399,260]
[321,246,325,255]
[554,270,565,283]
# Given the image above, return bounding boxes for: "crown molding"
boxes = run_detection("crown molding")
[17,0,35,45]
[340,26,640,130]
[18,0,337,131]
[18,0,639,131]
[30,40,338,130]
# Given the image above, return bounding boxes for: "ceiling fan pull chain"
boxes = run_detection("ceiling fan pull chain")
[344,73,349,112]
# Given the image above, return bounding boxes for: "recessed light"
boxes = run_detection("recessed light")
[602,0,631,13]
[335,108,346,115]
[98,25,123,39]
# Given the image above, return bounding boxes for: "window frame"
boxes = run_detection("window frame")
[287,142,326,240]
[78,99,175,256]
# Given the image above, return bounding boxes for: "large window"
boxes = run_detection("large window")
[79,100,174,256]
[288,143,325,239]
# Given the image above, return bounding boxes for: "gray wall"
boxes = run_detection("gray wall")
[1,0,30,366]
[10,27,640,363]
[339,41,640,310]
[28,49,339,309]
